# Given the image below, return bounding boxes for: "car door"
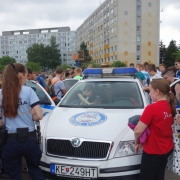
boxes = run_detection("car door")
[26,80,55,116]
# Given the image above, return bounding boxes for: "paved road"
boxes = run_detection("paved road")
[165,169,180,180]
[1,169,179,180]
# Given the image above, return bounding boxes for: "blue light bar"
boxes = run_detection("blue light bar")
[113,67,138,75]
[83,67,138,77]
[83,68,102,75]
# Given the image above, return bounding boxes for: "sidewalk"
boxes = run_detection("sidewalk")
[165,169,180,180]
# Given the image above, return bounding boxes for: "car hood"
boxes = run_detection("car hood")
[44,107,144,141]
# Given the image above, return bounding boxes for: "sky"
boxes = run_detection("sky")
[0,0,180,47]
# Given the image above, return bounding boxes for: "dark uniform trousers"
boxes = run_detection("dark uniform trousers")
[2,137,45,180]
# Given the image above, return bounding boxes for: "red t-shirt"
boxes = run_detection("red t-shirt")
[140,100,174,154]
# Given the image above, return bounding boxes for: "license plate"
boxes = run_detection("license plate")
[50,164,97,178]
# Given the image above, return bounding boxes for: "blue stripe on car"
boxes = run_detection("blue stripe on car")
[40,105,55,110]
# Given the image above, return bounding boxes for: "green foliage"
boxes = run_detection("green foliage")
[47,36,61,70]
[164,40,178,67]
[26,62,42,72]
[79,42,92,67]
[0,64,4,70]
[26,36,61,71]
[0,56,16,66]
[26,43,46,66]
[159,40,166,64]
[173,50,180,60]
[80,61,100,70]
[59,64,72,70]
[110,61,127,67]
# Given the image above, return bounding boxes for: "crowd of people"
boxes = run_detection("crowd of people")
[130,60,180,179]
[26,66,87,104]
[1,61,180,179]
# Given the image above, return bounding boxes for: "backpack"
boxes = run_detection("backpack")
[49,78,62,101]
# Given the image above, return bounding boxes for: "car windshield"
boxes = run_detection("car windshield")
[60,81,144,109]
[63,79,78,91]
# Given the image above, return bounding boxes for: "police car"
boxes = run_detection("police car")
[30,67,153,180]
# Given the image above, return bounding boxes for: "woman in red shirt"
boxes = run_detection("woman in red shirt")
[134,79,176,180]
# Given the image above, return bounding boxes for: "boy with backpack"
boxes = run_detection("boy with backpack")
[51,67,66,104]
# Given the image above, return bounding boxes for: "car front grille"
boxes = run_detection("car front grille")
[47,139,111,159]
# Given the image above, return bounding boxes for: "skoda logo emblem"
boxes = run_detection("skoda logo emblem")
[71,138,81,147]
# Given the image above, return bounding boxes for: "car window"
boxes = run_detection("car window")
[26,80,52,105]
[60,81,144,109]
[63,79,78,92]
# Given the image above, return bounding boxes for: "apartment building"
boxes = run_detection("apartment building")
[76,0,160,66]
[0,27,76,66]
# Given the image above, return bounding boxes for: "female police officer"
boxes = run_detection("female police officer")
[0,63,45,180]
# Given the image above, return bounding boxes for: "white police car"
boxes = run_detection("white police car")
[34,67,152,180]
[26,80,56,116]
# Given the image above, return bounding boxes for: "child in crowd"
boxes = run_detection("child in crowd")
[134,78,175,180]
[141,62,150,87]
[175,59,180,78]
[73,68,83,80]
[159,63,166,74]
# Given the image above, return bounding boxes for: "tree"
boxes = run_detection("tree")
[26,62,42,72]
[80,61,100,70]
[26,35,61,71]
[26,43,47,68]
[110,61,127,67]
[60,64,72,70]
[159,40,166,64]
[46,36,61,71]
[79,42,92,67]
[0,56,16,66]
[0,64,4,70]
[173,50,180,60]
[164,40,178,67]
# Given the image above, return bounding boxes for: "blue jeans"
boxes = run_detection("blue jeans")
[2,137,45,180]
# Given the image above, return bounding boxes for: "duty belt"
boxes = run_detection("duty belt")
[7,130,36,139]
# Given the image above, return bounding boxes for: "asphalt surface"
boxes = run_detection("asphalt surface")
[1,169,179,180]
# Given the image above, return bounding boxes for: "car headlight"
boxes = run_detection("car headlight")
[114,141,143,158]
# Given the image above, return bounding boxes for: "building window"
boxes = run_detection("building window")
[137,55,140,61]
[124,11,128,15]
[137,46,140,51]
[148,42,151,46]
[137,36,141,41]
[137,6,141,12]
[137,26,141,31]
[137,16,141,22]
[148,51,151,56]
[148,2,151,7]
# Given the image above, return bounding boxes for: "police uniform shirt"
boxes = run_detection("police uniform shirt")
[0,86,40,133]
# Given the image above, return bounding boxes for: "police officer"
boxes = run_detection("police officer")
[0,63,45,180]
